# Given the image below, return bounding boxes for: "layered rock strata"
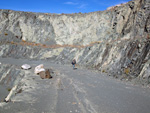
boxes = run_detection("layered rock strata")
[0,0,150,82]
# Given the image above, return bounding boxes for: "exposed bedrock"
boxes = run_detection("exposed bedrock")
[0,0,150,82]
[0,64,24,102]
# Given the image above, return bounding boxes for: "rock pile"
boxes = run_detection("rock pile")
[34,64,52,79]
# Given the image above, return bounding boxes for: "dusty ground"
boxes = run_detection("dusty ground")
[0,57,150,113]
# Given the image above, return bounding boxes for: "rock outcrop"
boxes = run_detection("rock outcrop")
[0,0,150,83]
[0,64,24,102]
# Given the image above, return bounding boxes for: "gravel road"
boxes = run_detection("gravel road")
[0,57,150,113]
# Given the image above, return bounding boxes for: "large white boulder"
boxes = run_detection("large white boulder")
[34,64,45,74]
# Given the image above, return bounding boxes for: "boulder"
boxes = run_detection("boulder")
[21,64,31,70]
[39,69,52,79]
[34,64,45,74]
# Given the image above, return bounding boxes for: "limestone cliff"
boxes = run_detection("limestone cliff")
[0,0,150,83]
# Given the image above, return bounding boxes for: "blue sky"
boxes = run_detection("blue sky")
[0,0,131,14]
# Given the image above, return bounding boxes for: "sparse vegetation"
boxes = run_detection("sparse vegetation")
[124,68,130,75]
[102,69,106,73]
[7,88,11,92]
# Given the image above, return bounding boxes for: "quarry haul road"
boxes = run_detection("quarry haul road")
[0,58,150,113]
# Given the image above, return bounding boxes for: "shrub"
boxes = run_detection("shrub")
[7,88,11,92]
[97,41,101,44]
[102,69,105,73]
[124,68,130,75]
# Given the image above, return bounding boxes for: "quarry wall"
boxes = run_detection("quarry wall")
[0,0,150,81]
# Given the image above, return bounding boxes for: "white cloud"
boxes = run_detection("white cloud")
[78,4,88,9]
[64,2,78,5]
[64,1,88,9]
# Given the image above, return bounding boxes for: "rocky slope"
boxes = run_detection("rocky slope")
[0,0,150,83]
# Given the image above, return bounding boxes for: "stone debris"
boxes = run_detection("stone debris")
[21,64,31,70]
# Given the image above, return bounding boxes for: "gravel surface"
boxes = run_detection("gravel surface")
[0,57,150,113]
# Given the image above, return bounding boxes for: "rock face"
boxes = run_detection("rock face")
[0,0,150,82]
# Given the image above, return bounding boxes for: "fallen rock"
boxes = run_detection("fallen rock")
[5,85,17,102]
[21,64,31,70]
[39,69,52,79]
[34,64,45,74]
